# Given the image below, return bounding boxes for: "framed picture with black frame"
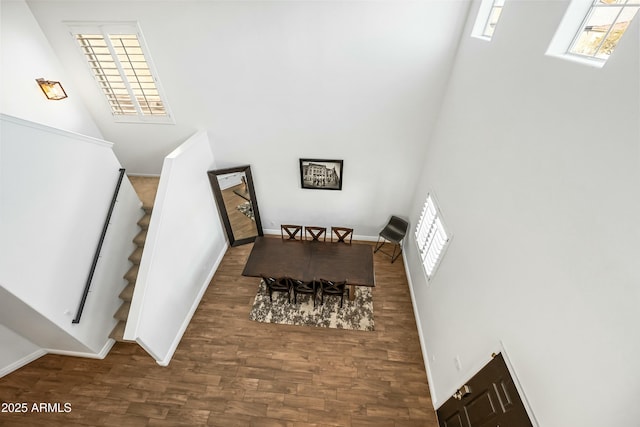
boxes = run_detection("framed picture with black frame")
[299,158,343,190]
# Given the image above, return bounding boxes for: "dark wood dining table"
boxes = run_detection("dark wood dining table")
[242,236,375,300]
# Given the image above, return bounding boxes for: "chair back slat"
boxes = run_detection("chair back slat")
[292,278,318,307]
[261,274,291,303]
[281,224,302,241]
[331,226,353,244]
[319,278,349,308]
[305,226,326,242]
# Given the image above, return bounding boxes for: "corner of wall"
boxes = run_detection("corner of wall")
[0,349,47,379]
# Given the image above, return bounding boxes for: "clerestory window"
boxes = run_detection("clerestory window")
[568,0,639,61]
[68,23,173,123]
[472,0,506,40]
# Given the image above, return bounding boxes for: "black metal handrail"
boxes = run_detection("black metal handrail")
[73,168,126,324]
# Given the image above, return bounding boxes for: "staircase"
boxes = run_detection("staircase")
[109,176,158,342]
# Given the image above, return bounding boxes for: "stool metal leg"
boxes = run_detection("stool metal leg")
[391,243,402,263]
[374,235,385,253]
[375,235,404,263]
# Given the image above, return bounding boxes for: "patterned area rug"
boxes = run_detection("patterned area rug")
[249,281,374,331]
[236,202,255,221]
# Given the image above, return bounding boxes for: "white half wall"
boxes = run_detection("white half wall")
[125,131,227,365]
[0,114,142,361]
[404,1,640,426]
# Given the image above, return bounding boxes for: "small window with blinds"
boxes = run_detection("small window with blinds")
[69,23,172,123]
[415,194,450,280]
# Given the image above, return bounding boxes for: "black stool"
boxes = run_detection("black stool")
[374,215,408,263]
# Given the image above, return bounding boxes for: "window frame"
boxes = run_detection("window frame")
[415,193,451,282]
[547,0,639,67]
[67,22,174,124]
[567,0,640,62]
[472,0,506,41]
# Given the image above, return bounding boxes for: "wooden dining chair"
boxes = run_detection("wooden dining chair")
[281,224,302,241]
[291,278,318,307]
[260,274,291,303]
[331,227,353,244]
[319,278,349,308]
[304,226,326,242]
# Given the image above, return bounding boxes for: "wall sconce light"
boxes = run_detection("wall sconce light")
[36,78,68,100]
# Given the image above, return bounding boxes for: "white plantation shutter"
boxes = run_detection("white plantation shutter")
[70,23,172,123]
[415,194,449,279]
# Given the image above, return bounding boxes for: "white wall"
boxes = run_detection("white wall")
[27,0,471,236]
[404,1,640,426]
[0,325,44,378]
[0,115,142,361]
[197,1,471,237]
[0,0,102,138]
[126,131,227,366]
[0,1,135,375]
[217,172,243,191]
[0,286,92,354]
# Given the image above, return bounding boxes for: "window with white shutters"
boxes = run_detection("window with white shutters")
[69,23,173,123]
[415,194,450,280]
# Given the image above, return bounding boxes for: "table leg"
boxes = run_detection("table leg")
[349,284,356,301]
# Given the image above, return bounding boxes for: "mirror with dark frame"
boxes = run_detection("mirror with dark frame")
[207,165,263,246]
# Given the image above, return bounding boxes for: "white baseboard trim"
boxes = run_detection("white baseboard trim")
[45,338,116,360]
[0,349,47,378]
[155,243,229,367]
[1,337,117,378]
[136,336,162,363]
[402,251,441,409]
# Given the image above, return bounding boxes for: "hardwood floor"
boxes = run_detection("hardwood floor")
[0,242,438,426]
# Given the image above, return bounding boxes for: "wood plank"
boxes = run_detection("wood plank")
[0,241,439,426]
[243,236,375,288]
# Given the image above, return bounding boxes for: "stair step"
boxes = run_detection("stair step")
[133,229,147,247]
[124,264,139,284]
[143,205,153,214]
[119,283,135,302]
[114,302,131,321]
[137,212,152,230]
[109,321,134,342]
[109,321,126,341]
[128,247,143,265]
